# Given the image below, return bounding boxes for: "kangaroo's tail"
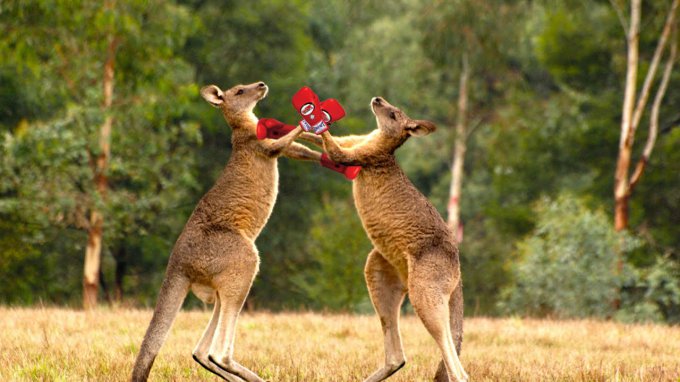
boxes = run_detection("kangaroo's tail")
[131,274,189,381]
[434,278,464,382]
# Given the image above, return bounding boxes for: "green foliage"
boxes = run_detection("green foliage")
[500,195,639,318]
[458,218,516,315]
[534,4,618,91]
[288,195,372,312]
[634,127,680,257]
[0,220,44,304]
[183,0,313,123]
[503,191,680,323]
[617,257,680,323]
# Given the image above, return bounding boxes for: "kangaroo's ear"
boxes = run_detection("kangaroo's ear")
[200,85,224,107]
[405,119,437,137]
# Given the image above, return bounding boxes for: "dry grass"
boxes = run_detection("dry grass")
[0,307,679,381]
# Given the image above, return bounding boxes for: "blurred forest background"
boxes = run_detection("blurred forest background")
[1,0,679,323]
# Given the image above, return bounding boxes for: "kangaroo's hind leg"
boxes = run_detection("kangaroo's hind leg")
[207,237,264,382]
[193,294,245,382]
[363,249,408,382]
[409,252,468,382]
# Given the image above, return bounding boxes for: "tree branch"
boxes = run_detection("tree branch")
[629,28,677,193]
[465,116,484,141]
[628,0,679,142]
[609,0,629,36]
[618,0,640,151]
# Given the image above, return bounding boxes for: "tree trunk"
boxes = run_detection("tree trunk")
[82,9,117,309]
[447,54,470,243]
[613,0,640,233]
[83,211,103,310]
[614,196,629,232]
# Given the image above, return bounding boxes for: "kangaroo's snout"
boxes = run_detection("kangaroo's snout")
[256,82,269,99]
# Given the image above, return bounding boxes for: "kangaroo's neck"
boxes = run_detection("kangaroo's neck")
[226,111,258,145]
[226,110,257,129]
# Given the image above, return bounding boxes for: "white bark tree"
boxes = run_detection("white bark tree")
[447,54,469,242]
[613,0,678,233]
[83,0,118,310]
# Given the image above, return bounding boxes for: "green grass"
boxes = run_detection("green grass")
[1,307,679,381]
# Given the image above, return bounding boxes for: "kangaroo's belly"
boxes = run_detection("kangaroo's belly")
[353,184,414,279]
[353,172,455,282]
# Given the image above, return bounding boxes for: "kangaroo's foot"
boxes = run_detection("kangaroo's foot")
[193,354,245,382]
[363,360,405,382]
[209,355,265,382]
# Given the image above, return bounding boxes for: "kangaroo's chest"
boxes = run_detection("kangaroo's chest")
[228,159,279,237]
[199,154,278,239]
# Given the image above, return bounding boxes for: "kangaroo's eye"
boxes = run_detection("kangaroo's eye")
[389,111,396,120]
[236,89,244,96]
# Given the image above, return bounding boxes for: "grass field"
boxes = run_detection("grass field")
[1,307,679,381]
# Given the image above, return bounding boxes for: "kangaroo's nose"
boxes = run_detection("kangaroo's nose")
[257,82,266,88]
[372,97,382,105]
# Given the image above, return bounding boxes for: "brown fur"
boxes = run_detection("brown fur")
[130,82,321,382]
[316,97,468,382]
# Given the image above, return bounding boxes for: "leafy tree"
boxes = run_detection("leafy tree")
[0,0,200,308]
[530,0,680,312]
[500,194,638,318]
[420,0,526,235]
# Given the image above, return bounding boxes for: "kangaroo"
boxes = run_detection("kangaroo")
[130,81,321,382]
[313,97,468,382]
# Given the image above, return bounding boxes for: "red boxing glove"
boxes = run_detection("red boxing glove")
[319,99,346,124]
[292,86,329,134]
[256,118,297,140]
[320,153,361,180]
[257,98,346,140]
[316,100,359,179]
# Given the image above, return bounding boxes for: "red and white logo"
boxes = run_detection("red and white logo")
[300,103,315,116]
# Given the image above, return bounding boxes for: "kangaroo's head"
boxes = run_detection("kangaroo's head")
[200,81,268,127]
[370,96,436,151]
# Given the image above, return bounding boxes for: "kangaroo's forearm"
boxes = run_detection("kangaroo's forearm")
[303,129,369,149]
[321,131,369,166]
[283,142,322,161]
[335,134,368,148]
[261,126,303,156]
[298,132,323,148]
